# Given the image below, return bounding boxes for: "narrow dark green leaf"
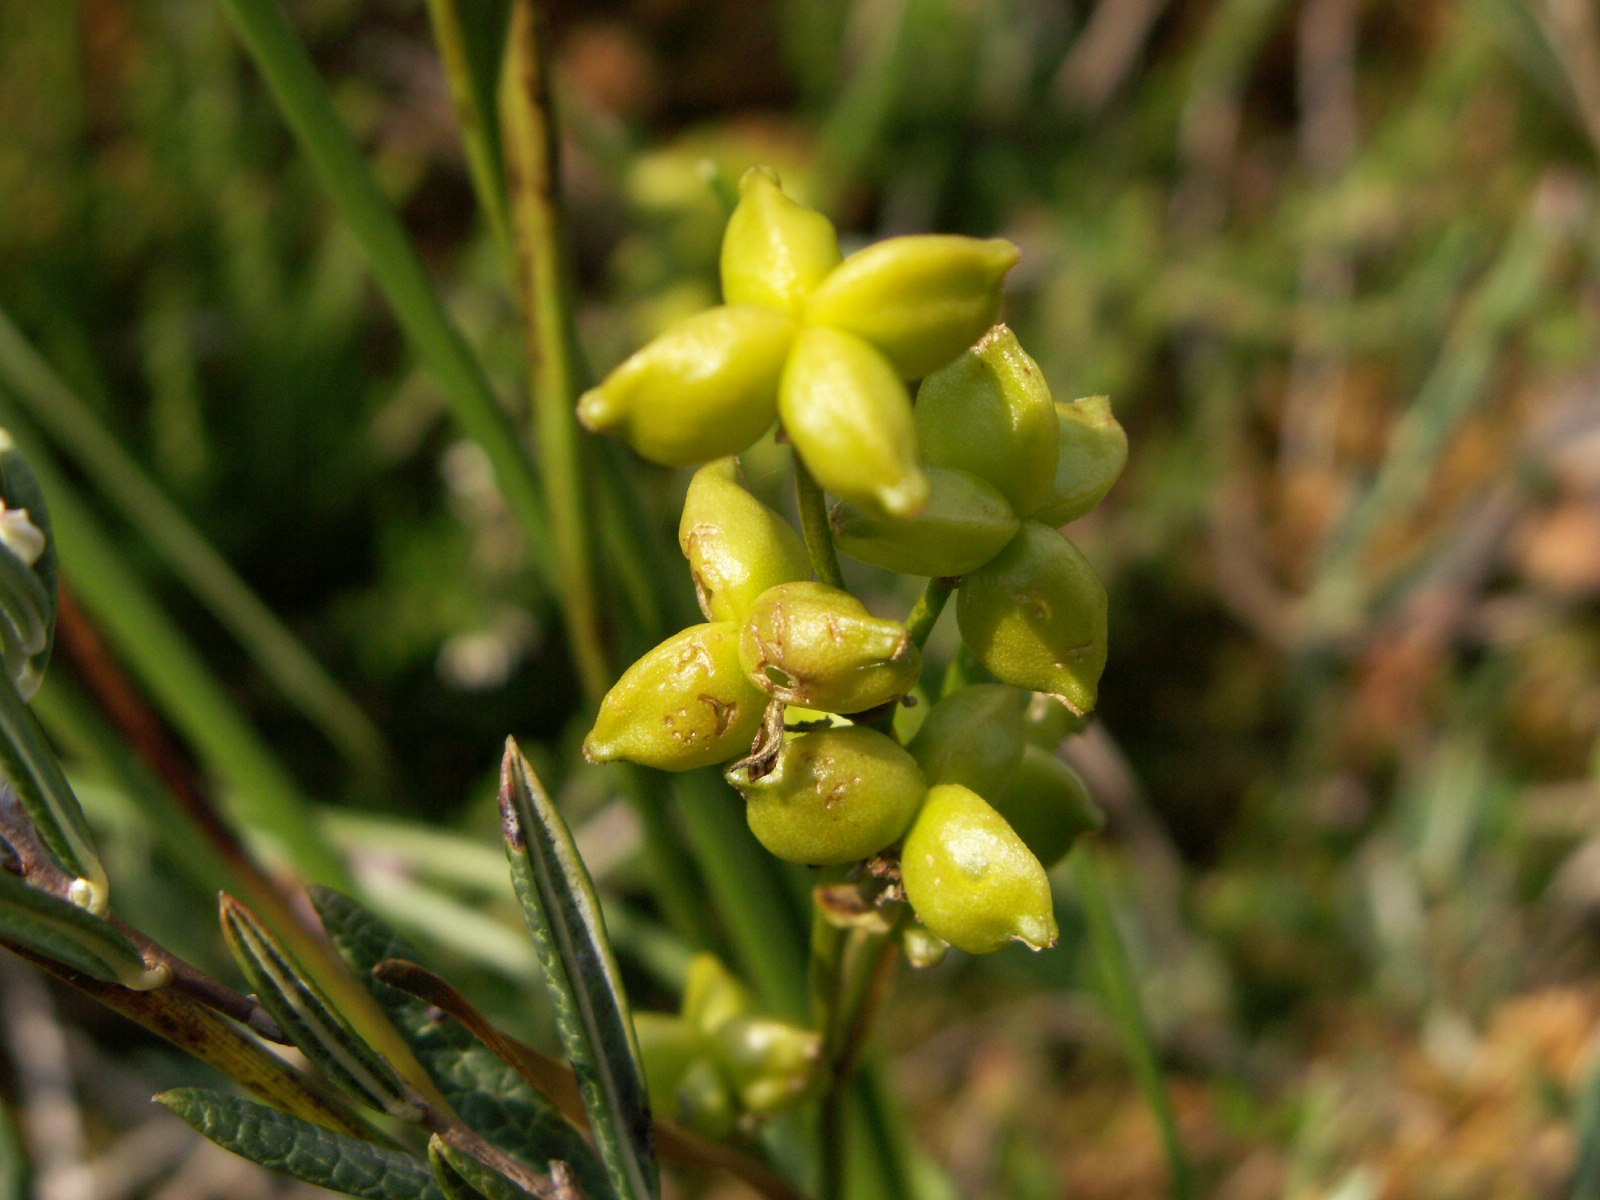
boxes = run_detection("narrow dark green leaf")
[0,869,145,984]
[430,1134,541,1200]
[429,1141,488,1200]
[0,678,106,907]
[310,887,606,1197]
[220,895,420,1120]
[499,738,657,1200]
[158,1089,442,1200]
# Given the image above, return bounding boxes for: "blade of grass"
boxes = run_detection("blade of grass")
[0,308,388,783]
[423,0,512,257]
[212,0,554,587]
[1074,848,1196,1200]
[502,0,611,704]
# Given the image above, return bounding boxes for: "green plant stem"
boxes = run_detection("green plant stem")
[904,579,952,650]
[794,456,844,589]
[501,0,611,704]
[0,309,388,785]
[1075,848,1196,1200]
[422,0,510,258]
[213,0,555,586]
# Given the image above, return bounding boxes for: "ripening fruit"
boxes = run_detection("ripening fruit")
[584,623,768,771]
[908,683,1028,798]
[915,325,1059,518]
[900,783,1057,954]
[1032,395,1127,526]
[987,745,1103,869]
[679,460,810,622]
[682,953,754,1036]
[803,235,1020,380]
[726,725,926,865]
[831,466,1019,577]
[956,522,1107,715]
[720,167,841,315]
[739,581,920,715]
[576,306,794,467]
[779,326,927,517]
[709,1016,822,1115]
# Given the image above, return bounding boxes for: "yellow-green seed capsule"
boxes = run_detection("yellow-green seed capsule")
[739,581,920,714]
[988,745,1103,869]
[682,954,754,1037]
[908,683,1028,798]
[726,725,926,865]
[901,783,1058,954]
[915,325,1059,518]
[632,1012,701,1120]
[577,306,795,467]
[584,622,768,771]
[679,460,810,622]
[956,522,1107,715]
[779,326,927,517]
[720,167,841,315]
[1033,396,1128,526]
[708,1016,822,1116]
[831,467,1020,577]
[804,235,1020,379]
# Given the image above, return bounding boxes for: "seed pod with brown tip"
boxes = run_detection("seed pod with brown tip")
[584,622,768,771]
[739,581,920,714]
[915,325,1060,518]
[900,783,1057,954]
[726,725,926,865]
[1033,395,1127,526]
[679,460,809,622]
[956,522,1107,715]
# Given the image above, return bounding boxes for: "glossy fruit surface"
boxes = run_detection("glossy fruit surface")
[988,744,1103,868]
[956,522,1108,714]
[727,725,926,865]
[679,460,809,622]
[720,167,841,314]
[576,306,794,466]
[739,581,920,714]
[804,235,1020,379]
[908,683,1028,797]
[901,783,1057,954]
[584,622,768,770]
[831,466,1019,577]
[779,326,927,516]
[915,325,1059,517]
[1033,395,1127,526]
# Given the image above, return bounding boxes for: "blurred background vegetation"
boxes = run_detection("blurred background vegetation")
[4,0,1600,1196]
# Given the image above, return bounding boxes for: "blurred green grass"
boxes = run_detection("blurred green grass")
[5,0,1600,1195]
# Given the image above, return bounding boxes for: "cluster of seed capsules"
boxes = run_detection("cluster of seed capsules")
[580,167,1126,962]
